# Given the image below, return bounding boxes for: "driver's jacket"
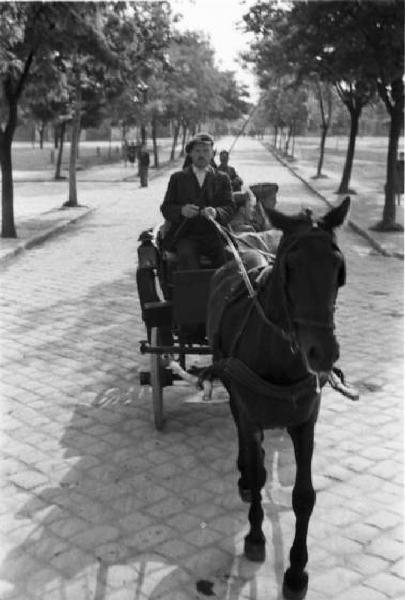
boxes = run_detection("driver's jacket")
[160,166,235,250]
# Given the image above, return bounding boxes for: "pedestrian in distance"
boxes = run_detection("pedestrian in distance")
[217,149,243,192]
[138,144,150,187]
[160,133,235,270]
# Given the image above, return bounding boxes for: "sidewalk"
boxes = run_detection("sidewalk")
[0,143,403,263]
[0,156,180,264]
[265,144,404,260]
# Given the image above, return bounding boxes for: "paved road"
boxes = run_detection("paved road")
[0,137,403,600]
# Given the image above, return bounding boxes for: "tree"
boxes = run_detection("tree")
[161,31,249,159]
[0,2,114,236]
[106,0,173,146]
[355,0,404,231]
[243,0,404,228]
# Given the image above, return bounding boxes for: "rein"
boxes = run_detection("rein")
[207,217,299,351]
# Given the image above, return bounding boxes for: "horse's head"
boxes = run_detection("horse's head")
[267,197,350,376]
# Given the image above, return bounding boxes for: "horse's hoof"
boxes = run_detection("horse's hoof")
[239,486,252,503]
[244,537,265,562]
[282,569,308,600]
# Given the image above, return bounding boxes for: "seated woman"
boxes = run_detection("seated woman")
[229,190,257,232]
[229,188,281,255]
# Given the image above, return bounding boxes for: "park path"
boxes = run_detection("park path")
[0,137,403,600]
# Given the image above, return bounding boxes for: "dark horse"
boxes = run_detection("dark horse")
[205,197,350,600]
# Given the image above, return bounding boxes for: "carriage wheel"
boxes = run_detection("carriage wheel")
[150,327,164,430]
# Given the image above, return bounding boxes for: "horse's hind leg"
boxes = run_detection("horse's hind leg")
[243,427,267,562]
[283,420,316,600]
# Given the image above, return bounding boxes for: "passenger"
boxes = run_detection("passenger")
[161,133,235,270]
[229,190,256,232]
[217,150,243,191]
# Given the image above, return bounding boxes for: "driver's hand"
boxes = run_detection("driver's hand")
[181,204,200,218]
[201,206,217,219]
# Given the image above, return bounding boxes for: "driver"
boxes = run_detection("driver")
[160,133,235,270]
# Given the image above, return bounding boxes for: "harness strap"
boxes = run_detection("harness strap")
[207,217,298,349]
[216,357,318,399]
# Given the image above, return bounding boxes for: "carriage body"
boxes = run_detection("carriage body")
[137,228,217,429]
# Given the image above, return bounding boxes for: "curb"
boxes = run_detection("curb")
[265,144,404,261]
[0,156,184,266]
[0,206,95,265]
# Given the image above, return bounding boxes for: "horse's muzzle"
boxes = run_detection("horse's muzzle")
[298,328,340,375]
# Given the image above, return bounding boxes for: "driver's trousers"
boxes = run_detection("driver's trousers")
[176,233,226,270]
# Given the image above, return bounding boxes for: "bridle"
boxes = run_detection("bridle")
[210,218,345,354]
[271,229,345,348]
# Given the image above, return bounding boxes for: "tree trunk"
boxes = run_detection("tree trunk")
[273,125,278,147]
[337,106,361,194]
[0,49,34,237]
[316,124,328,178]
[54,121,66,180]
[372,78,404,230]
[0,132,16,238]
[141,124,147,145]
[66,74,81,207]
[170,121,180,161]
[284,124,293,155]
[315,81,332,178]
[151,114,159,168]
[39,123,45,149]
[380,106,401,227]
[180,123,187,157]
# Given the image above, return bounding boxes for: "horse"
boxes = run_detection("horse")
[205,197,350,600]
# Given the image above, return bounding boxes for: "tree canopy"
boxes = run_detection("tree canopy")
[242,0,404,228]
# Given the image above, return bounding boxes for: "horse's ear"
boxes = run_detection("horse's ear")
[267,208,295,233]
[320,196,351,230]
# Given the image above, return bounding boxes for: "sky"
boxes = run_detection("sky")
[170,0,259,101]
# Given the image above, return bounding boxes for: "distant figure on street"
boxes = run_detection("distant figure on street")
[217,150,243,191]
[160,132,235,270]
[138,144,150,187]
[123,140,137,167]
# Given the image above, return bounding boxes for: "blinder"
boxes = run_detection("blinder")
[278,231,346,289]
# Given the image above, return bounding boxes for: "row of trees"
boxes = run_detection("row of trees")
[0,2,249,238]
[242,0,404,231]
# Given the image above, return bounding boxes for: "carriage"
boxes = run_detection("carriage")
[137,187,357,599]
[136,182,278,430]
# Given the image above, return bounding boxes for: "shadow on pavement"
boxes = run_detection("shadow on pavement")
[1,266,297,599]
[1,393,296,599]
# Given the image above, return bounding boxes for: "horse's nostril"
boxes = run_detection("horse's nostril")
[308,346,320,362]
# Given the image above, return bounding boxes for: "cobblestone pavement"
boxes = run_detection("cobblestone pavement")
[0,137,403,600]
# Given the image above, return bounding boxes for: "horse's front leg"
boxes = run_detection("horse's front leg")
[243,427,267,562]
[283,420,316,600]
[229,394,251,502]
